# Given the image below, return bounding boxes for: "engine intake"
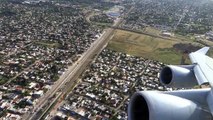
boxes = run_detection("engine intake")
[128,91,212,120]
[130,94,149,120]
[160,65,197,88]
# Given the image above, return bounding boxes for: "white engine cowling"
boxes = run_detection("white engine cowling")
[160,65,197,88]
[128,90,212,120]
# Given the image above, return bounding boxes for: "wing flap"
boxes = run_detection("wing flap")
[193,65,209,85]
[189,47,213,86]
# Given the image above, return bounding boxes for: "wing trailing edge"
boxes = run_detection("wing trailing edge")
[189,47,213,86]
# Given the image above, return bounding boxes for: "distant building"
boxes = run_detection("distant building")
[205,31,213,40]
[161,32,173,37]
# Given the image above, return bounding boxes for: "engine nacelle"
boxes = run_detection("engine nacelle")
[160,65,197,88]
[128,90,212,120]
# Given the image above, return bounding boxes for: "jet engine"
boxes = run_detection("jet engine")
[128,47,213,120]
[128,89,212,120]
[160,65,197,88]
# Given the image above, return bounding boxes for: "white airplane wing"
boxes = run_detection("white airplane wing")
[189,47,213,86]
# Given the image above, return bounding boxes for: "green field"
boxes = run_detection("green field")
[107,30,209,64]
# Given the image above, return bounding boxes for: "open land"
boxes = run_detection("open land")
[107,29,213,64]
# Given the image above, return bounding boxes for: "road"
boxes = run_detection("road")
[22,17,121,120]
[22,4,130,119]
[86,11,100,24]
[174,8,188,30]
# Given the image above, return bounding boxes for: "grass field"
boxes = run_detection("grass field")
[144,27,161,36]
[107,29,209,64]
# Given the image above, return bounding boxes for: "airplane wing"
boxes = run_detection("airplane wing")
[189,47,213,86]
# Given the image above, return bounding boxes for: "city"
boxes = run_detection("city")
[0,0,213,120]
[52,49,167,119]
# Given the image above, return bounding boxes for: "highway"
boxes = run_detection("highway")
[22,17,121,120]
[21,4,131,119]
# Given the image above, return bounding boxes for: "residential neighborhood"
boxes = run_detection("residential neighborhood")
[0,0,213,119]
[53,49,169,120]
[0,0,117,119]
[122,0,213,36]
